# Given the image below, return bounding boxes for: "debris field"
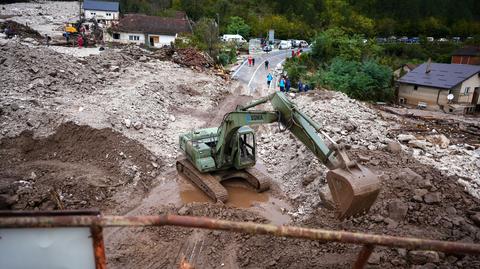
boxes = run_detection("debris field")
[0,1,480,269]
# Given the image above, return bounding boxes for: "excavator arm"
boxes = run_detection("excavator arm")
[238,92,381,219]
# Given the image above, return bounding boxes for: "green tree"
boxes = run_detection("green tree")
[320,58,393,101]
[193,18,220,59]
[225,16,251,37]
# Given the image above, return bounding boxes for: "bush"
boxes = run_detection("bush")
[320,58,393,102]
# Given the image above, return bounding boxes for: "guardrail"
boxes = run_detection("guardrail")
[1,211,479,269]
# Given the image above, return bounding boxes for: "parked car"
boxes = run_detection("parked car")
[278,40,292,49]
[262,45,272,52]
[438,37,448,42]
[427,37,434,42]
[222,34,247,44]
[452,37,461,42]
[388,36,397,42]
[409,37,419,44]
[298,40,309,48]
[376,37,387,43]
[399,36,409,43]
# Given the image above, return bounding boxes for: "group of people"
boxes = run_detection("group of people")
[266,73,310,93]
[247,55,255,66]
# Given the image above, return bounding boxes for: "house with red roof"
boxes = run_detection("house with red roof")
[105,13,192,47]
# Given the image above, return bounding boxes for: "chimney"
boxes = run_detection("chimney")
[425,58,432,74]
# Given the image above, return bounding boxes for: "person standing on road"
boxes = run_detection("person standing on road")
[265,60,269,70]
[247,55,252,67]
[278,77,285,92]
[291,50,295,58]
[285,77,291,92]
[267,73,273,87]
[252,57,255,66]
[298,80,304,92]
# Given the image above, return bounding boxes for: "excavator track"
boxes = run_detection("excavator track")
[176,158,228,203]
[243,167,271,192]
[215,166,271,193]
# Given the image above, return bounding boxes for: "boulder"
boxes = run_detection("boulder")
[133,121,143,130]
[388,199,408,221]
[397,134,416,142]
[424,192,441,204]
[124,119,132,128]
[408,250,440,265]
[408,140,432,150]
[425,134,450,149]
[470,213,480,227]
[387,141,402,153]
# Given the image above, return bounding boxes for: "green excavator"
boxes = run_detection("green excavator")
[177,92,380,219]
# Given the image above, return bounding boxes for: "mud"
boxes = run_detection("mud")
[0,122,158,214]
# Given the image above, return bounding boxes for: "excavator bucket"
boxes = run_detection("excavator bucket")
[326,163,380,219]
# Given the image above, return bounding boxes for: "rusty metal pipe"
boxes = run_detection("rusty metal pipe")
[1,214,480,255]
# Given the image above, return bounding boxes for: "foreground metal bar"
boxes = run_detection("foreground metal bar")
[1,214,480,255]
[353,244,374,269]
[91,225,107,269]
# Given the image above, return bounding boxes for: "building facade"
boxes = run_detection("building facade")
[397,63,480,114]
[82,0,119,22]
[105,13,192,48]
[451,46,480,65]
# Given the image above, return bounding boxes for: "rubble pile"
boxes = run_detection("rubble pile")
[0,1,79,37]
[258,90,479,219]
[0,20,41,39]
[172,48,215,68]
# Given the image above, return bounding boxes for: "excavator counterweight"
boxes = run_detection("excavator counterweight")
[177,92,380,219]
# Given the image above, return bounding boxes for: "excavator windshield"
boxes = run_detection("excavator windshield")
[238,132,255,167]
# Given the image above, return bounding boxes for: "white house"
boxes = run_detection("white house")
[82,0,119,22]
[105,13,192,48]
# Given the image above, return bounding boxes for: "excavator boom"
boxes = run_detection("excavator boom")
[238,92,381,219]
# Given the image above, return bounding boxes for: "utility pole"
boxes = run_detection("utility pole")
[216,13,220,30]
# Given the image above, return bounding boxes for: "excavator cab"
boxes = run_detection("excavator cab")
[235,127,256,169]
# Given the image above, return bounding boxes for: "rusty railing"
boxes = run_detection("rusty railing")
[1,211,480,269]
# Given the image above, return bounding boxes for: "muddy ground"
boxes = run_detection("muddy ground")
[1,3,480,267]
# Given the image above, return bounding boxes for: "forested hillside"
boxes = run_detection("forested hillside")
[119,0,480,39]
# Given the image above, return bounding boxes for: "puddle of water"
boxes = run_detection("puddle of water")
[180,180,269,208]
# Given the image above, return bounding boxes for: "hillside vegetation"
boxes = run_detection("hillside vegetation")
[120,0,480,39]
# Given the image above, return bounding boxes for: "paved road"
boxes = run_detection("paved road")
[232,49,308,94]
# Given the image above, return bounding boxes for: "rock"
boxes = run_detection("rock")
[398,168,423,184]
[110,65,120,72]
[469,213,480,227]
[388,199,408,221]
[424,192,441,204]
[139,56,148,62]
[408,250,440,265]
[169,115,176,122]
[367,252,381,264]
[133,121,142,130]
[384,217,398,229]
[409,140,432,150]
[446,206,457,215]
[124,119,132,128]
[30,66,39,74]
[302,172,317,186]
[151,162,159,168]
[178,206,189,215]
[397,134,416,142]
[426,134,450,149]
[387,141,402,153]
[10,103,20,111]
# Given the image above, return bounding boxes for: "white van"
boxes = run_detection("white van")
[278,40,291,49]
[222,34,247,44]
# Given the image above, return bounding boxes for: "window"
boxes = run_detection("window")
[464,87,470,95]
[414,85,418,90]
[129,35,140,41]
[91,12,96,16]
[106,13,111,16]
[112,33,120,40]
